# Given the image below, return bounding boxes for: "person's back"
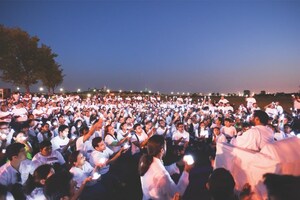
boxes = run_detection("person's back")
[264,173,300,200]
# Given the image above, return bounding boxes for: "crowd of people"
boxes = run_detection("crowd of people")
[0,92,299,200]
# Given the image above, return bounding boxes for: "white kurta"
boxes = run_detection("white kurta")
[140,157,189,200]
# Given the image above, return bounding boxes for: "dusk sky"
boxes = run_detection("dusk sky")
[1,0,300,94]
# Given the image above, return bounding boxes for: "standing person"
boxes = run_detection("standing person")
[231,110,274,151]
[245,95,256,111]
[139,135,192,200]
[292,94,300,113]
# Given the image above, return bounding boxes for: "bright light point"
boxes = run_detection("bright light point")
[77,89,81,92]
[149,91,152,94]
[60,88,63,92]
[93,89,96,92]
[208,93,211,96]
[119,90,122,93]
[39,87,44,92]
[107,89,110,93]
[171,92,174,95]
[140,91,142,93]
[87,93,91,97]
[130,90,133,93]
[17,87,20,90]
[183,155,194,165]
[177,92,179,95]
[187,93,190,95]
[182,92,185,95]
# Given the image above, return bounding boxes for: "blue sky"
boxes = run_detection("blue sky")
[0,0,300,94]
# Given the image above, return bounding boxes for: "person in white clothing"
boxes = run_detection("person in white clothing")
[245,95,256,110]
[230,110,274,151]
[172,122,189,151]
[51,125,74,156]
[220,118,237,139]
[212,127,227,144]
[69,151,99,188]
[131,123,150,155]
[24,164,55,200]
[0,143,32,188]
[76,119,103,160]
[139,135,192,200]
[104,124,128,153]
[89,137,124,175]
[32,140,65,170]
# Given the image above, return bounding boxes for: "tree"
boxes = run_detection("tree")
[0,25,63,93]
[38,45,64,94]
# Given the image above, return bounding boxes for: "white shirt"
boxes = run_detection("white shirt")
[0,159,32,186]
[274,131,286,141]
[220,126,237,138]
[140,157,189,200]
[32,150,65,170]
[214,134,227,143]
[230,125,274,151]
[131,131,148,155]
[51,136,69,153]
[172,130,189,146]
[105,134,121,153]
[89,147,113,175]
[26,187,46,200]
[76,136,95,160]
[156,127,167,136]
[69,162,94,188]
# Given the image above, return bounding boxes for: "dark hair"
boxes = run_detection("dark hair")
[79,126,89,136]
[24,164,53,195]
[138,135,165,176]
[58,125,69,133]
[176,122,184,128]
[253,110,269,125]
[92,137,102,149]
[104,124,111,138]
[224,118,232,123]
[120,122,126,130]
[0,184,8,199]
[6,143,25,161]
[68,151,80,166]
[207,168,235,200]
[133,123,141,130]
[263,173,300,200]
[44,171,73,200]
[39,140,52,150]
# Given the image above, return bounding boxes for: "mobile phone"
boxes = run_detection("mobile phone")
[183,155,194,165]
[92,172,101,180]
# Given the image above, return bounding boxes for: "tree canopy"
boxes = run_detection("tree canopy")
[0,25,64,93]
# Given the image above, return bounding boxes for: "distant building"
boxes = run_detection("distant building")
[260,90,266,95]
[0,88,11,100]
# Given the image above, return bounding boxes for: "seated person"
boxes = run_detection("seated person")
[0,143,32,187]
[44,171,91,200]
[24,164,55,200]
[32,140,66,171]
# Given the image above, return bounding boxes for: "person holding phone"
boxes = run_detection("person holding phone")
[139,135,193,200]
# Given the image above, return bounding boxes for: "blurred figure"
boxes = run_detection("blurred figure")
[263,173,300,200]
